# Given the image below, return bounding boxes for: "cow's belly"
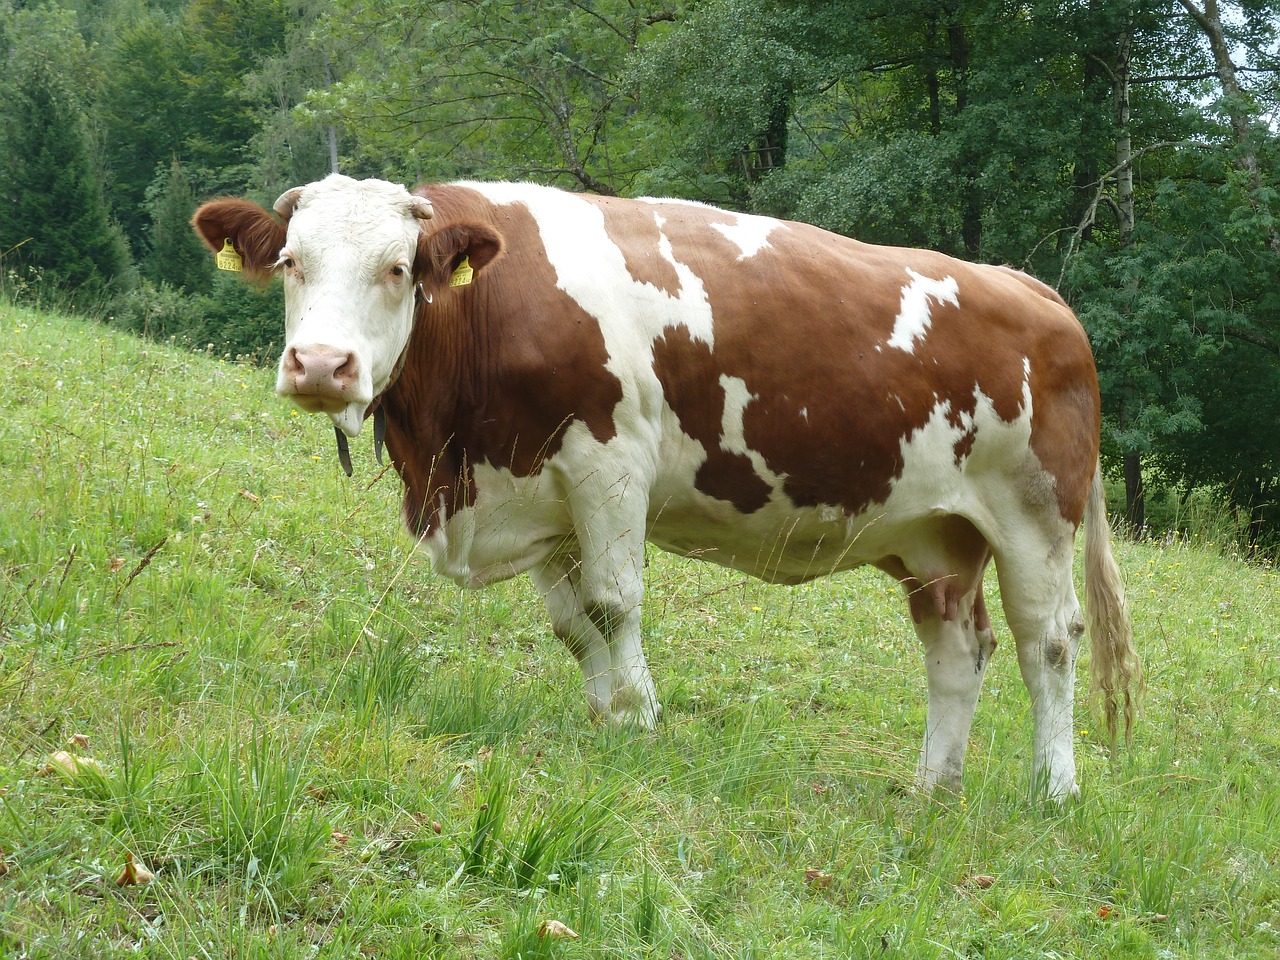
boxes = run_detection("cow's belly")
[418,385,1045,588]
[646,499,880,583]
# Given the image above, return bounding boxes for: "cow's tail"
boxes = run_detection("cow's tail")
[1084,463,1141,748]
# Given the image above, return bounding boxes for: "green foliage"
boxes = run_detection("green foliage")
[108,272,283,361]
[306,0,679,193]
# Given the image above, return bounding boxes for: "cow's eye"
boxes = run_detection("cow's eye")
[389,264,408,279]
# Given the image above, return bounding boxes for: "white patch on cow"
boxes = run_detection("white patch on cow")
[886,268,960,355]
[419,455,571,588]
[470,183,715,353]
[637,196,784,260]
[717,374,785,491]
[711,217,780,260]
[718,375,754,455]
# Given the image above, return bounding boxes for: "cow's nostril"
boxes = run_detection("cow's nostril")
[282,346,304,376]
[334,354,357,385]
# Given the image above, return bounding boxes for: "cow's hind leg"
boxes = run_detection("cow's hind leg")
[994,544,1084,801]
[881,517,995,795]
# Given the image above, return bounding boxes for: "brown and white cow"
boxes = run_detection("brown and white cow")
[193,174,1139,800]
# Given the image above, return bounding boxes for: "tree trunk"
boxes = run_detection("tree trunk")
[947,15,981,255]
[1123,450,1146,532]
[1114,24,1144,533]
[323,51,340,174]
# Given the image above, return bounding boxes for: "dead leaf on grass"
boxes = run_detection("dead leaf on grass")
[115,852,155,887]
[967,874,996,889]
[537,919,579,940]
[803,869,833,889]
[38,750,104,778]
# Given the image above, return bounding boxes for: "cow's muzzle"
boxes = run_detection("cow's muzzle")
[278,344,363,412]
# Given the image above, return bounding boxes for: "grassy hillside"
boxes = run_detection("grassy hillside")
[2,305,1278,959]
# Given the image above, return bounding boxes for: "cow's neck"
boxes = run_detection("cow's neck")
[380,298,481,536]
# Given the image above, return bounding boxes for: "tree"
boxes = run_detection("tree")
[144,157,213,293]
[99,10,193,252]
[0,6,129,296]
[304,0,680,193]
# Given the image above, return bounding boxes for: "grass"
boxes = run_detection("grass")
[1,302,1278,958]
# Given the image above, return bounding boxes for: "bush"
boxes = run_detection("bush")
[107,274,284,364]
[192,275,286,363]
[109,278,206,342]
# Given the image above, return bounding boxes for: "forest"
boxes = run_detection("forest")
[1,0,1277,548]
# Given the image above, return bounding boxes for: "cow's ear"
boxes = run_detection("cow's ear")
[415,221,505,290]
[191,198,288,285]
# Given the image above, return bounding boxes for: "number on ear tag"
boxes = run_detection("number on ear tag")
[216,239,243,272]
[449,256,474,287]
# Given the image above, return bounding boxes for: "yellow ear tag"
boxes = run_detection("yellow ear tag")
[215,239,243,272]
[449,256,474,287]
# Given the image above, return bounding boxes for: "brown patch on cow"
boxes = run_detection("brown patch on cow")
[1045,638,1072,669]
[385,185,624,534]
[650,327,771,513]
[952,428,978,466]
[594,199,684,297]
[992,266,1099,524]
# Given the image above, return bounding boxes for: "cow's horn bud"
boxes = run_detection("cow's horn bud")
[274,187,304,217]
[410,195,434,220]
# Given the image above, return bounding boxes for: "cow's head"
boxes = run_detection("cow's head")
[192,174,502,436]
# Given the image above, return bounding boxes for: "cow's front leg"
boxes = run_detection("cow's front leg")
[586,595,660,728]
[532,557,613,721]
[570,474,660,728]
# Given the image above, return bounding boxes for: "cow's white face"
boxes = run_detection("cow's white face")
[273,175,433,437]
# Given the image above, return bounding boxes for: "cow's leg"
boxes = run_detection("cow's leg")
[531,556,613,721]
[911,582,997,794]
[995,549,1084,801]
[568,473,660,728]
[882,517,994,795]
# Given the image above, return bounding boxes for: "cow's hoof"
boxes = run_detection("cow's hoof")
[606,687,661,730]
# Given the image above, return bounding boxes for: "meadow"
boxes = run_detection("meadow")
[1,304,1277,959]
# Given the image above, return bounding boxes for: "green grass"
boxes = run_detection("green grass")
[2,303,1278,958]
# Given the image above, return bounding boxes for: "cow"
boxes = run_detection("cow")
[193,174,1139,800]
